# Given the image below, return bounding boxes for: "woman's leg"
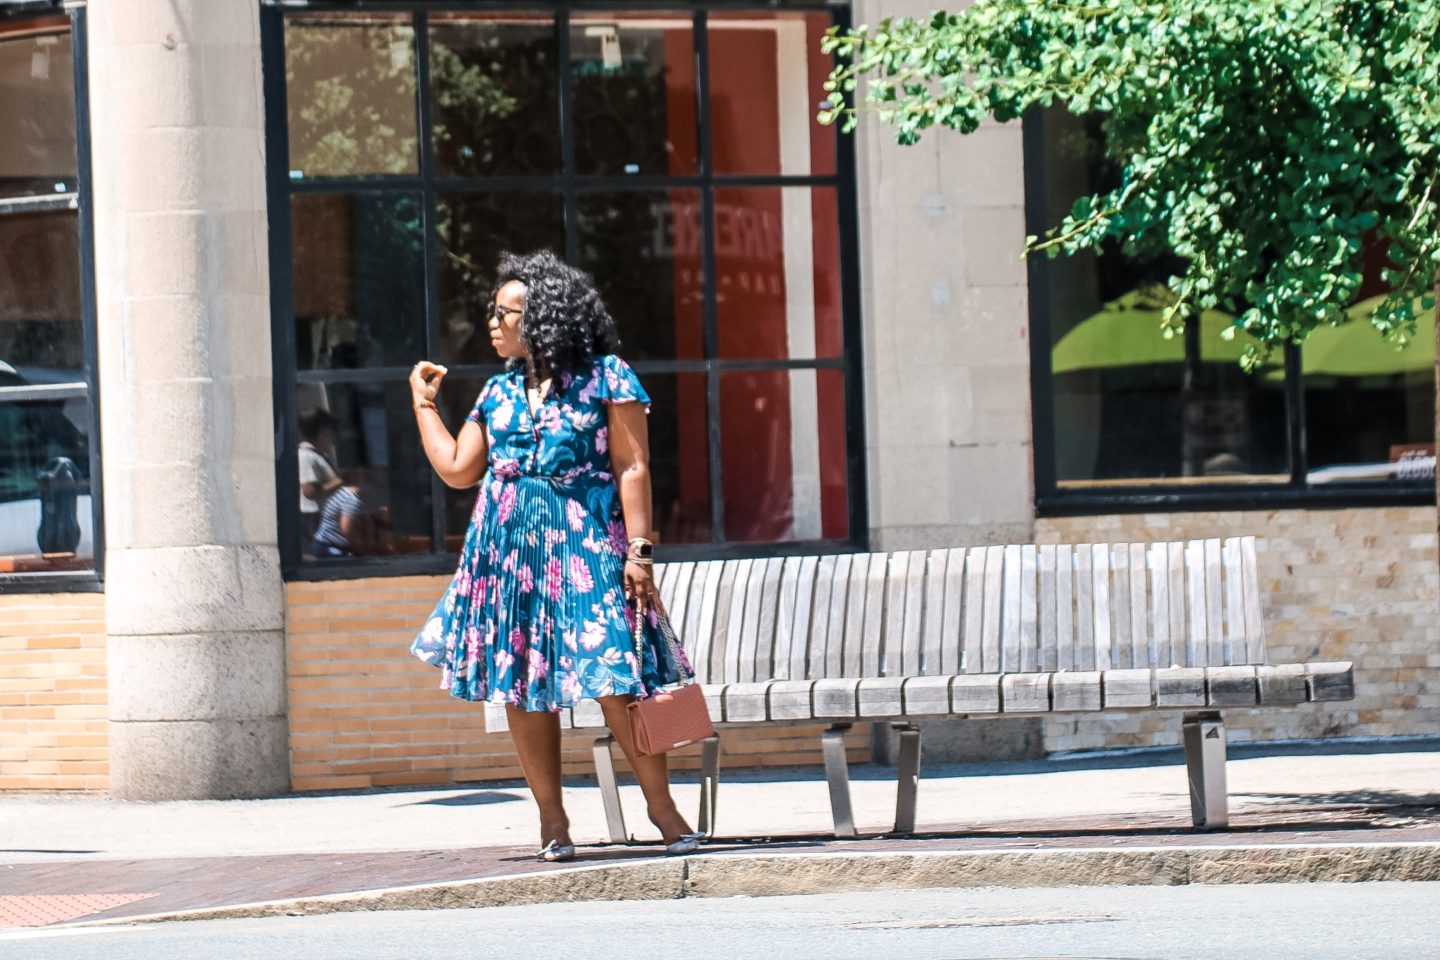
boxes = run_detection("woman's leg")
[596,695,694,843]
[505,704,572,847]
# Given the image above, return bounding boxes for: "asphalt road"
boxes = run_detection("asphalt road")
[4,883,1438,960]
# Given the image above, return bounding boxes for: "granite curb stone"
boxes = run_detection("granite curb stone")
[60,842,1440,928]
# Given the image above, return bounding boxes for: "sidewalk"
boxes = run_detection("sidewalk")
[1,739,1436,928]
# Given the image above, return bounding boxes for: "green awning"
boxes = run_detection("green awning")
[1299,294,1435,377]
[1053,287,1434,379]
[1050,287,1248,374]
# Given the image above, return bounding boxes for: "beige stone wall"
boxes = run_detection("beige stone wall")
[1035,507,1440,751]
[852,0,1035,552]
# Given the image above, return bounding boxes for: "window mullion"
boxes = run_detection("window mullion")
[694,9,724,545]
[413,10,448,556]
[557,11,579,264]
[830,1,868,548]
[1285,341,1307,487]
[263,6,304,575]
[71,4,104,581]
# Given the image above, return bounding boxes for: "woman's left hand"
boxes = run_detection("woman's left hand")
[625,560,658,611]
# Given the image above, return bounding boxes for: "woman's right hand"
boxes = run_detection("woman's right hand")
[410,361,448,405]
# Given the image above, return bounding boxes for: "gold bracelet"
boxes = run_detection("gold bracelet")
[413,400,437,413]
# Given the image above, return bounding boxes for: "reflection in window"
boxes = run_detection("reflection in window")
[721,368,848,542]
[577,190,703,361]
[285,15,419,178]
[1031,108,1437,496]
[0,20,76,197]
[708,11,836,177]
[570,13,696,176]
[294,381,433,561]
[1304,301,1435,485]
[713,186,842,360]
[291,192,426,370]
[0,17,92,577]
[436,191,565,365]
[1050,283,1288,485]
[430,14,561,178]
[641,372,712,544]
[273,7,859,568]
[1033,110,1289,487]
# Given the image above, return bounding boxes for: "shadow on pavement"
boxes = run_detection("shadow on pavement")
[403,791,526,807]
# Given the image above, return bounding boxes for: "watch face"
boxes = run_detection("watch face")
[637,543,654,558]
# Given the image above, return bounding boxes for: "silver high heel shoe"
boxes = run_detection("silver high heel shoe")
[665,832,704,856]
[537,840,576,863]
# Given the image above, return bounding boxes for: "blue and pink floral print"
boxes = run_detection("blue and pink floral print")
[410,355,689,712]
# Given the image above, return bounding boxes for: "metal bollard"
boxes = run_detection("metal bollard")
[1182,711,1229,829]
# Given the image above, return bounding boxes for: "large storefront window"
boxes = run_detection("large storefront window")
[0,9,98,584]
[1027,108,1434,508]
[265,5,861,574]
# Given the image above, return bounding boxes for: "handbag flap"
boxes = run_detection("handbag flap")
[629,683,714,755]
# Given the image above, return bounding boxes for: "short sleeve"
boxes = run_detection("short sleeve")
[297,446,335,486]
[595,355,651,409]
[467,375,504,424]
[296,448,319,485]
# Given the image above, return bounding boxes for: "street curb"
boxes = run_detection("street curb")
[65,841,1440,928]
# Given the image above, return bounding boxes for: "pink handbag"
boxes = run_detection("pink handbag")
[627,601,715,756]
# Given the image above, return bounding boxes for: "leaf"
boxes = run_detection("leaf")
[822,0,1440,359]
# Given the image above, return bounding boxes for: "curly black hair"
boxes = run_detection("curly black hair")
[490,249,621,382]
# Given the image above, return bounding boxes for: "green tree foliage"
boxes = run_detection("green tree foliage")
[821,0,1440,367]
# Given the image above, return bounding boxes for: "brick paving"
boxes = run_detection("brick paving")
[3,800,1435,928]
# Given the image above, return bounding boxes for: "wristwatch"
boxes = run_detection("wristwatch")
[628,539,654,559]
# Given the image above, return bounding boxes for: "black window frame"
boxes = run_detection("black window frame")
[0,1,103,595]
[262,0,868,581]
[1023,108,1436,518]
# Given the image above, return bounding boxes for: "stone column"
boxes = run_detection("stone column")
[88,0,288,799]
[851,0,1040,762]
[854,0,1036,551]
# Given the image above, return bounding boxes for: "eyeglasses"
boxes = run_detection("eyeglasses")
[491,303,523,322]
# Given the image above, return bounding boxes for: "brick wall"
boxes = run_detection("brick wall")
[0,593,107,790]
[286,576,869,792]
[1035,507,1440,752]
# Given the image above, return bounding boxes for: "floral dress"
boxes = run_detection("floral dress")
[410,355,689,712]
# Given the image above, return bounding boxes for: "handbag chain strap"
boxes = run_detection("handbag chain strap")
[633,598,694,686]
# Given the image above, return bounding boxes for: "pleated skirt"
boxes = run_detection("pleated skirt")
[412,470,687,712]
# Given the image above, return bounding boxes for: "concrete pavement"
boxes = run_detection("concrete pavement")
[1,738,1436,928]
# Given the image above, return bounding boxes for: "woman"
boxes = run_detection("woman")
[408,250,699,862]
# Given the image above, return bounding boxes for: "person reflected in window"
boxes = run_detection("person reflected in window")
[445,302,489,365]
[312,479,393,558]
[297,407,342,555]
[406,250,700,863]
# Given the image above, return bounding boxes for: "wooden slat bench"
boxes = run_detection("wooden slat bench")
[485,536,1355,841]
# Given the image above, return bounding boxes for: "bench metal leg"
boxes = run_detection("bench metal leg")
[593,734,628,843]
[1182,711,1228,830]
[892,723,922,834]
[821,723,857,839]
[697,734,720,838]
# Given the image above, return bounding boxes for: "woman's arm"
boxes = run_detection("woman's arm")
[301,474,344,502]
[606,399,658,608]
[410,361,489,488]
